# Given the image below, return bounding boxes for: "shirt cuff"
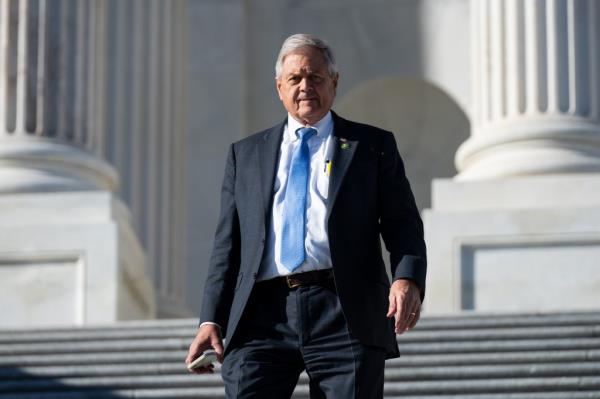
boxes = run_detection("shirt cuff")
[199,321,222,331]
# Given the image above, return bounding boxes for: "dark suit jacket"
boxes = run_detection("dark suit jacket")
[200,111,427,358]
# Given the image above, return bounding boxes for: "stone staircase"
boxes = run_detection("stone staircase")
[1,312,599,398]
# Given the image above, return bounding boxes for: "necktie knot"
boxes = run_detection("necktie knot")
[296,127,317,141]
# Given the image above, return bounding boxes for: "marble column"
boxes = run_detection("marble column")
[456,0,600,180]
[102,0,190,318]
[424,0,600,314]
[0,0,117,192]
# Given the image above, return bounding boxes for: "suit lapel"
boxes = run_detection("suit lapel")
[257,120,285,221]
[256,114,356,223]
[326,114,357,221]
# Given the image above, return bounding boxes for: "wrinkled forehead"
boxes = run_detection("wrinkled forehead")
[280,47,329,73]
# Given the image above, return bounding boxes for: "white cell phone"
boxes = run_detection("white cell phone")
[187,350,218,370]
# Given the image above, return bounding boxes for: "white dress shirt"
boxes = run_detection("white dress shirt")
[256,112,334,281]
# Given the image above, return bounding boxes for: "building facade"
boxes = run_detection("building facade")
[1,0,598,327]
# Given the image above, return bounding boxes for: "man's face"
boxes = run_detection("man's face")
[276,47,338,126]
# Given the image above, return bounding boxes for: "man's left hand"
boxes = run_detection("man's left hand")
[386,279,421,334]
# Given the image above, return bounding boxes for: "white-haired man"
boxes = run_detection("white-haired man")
[186,33,426,398]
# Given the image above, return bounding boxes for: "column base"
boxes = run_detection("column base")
[0,191,155,327]
[0,138,118,193]
[423,174,600,314]
[455,119,600,180]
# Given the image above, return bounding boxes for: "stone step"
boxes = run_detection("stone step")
[3,390,600,399]
[0,387,226,399]
[2,337,599,356]
[388,349,600,366]
[4,389,600,399]
[0,364,215,379]
[384,362,600,380]
[413,312,600,329]
[3,349,600,368]
[398,338,600,354]
[1,311,599,341]
[2,390,600,399]
[2,324,599,345]
[385,394,600,399]
[1,362,599,381]
[0,352,189,367]
[1,376,600,397]
[382,377,600,395]
[398,325,600,342]
[0,374,208,392]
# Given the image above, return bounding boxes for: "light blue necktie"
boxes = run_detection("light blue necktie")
[280,127,317,272]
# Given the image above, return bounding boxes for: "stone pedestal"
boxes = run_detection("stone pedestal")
[424,175,600,313]
[424,0,600,313]
[0,192,154,327]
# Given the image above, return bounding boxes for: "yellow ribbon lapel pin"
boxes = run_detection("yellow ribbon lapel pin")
[340,138,351,150]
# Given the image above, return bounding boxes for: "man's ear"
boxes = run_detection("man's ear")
[332,73,339,93]
[275,78,284,101]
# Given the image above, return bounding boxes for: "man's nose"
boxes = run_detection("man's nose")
[299,78,312,91]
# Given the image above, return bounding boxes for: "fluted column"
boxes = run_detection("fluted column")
[102,0,189,317]
[456,0,600,180]
[0,0,117,192]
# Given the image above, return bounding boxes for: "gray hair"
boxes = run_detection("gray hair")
[275,34,338,78]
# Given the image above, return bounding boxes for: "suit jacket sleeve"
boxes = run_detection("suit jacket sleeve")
[199,144,241,335]
[378,132,427,299]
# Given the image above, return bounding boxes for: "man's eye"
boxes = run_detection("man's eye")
[289,76,301,83]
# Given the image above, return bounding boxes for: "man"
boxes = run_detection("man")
[186,33,426,398]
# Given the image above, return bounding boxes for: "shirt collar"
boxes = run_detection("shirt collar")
[286,112,333,142]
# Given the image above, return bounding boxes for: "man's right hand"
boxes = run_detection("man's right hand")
[185,324,224,374]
